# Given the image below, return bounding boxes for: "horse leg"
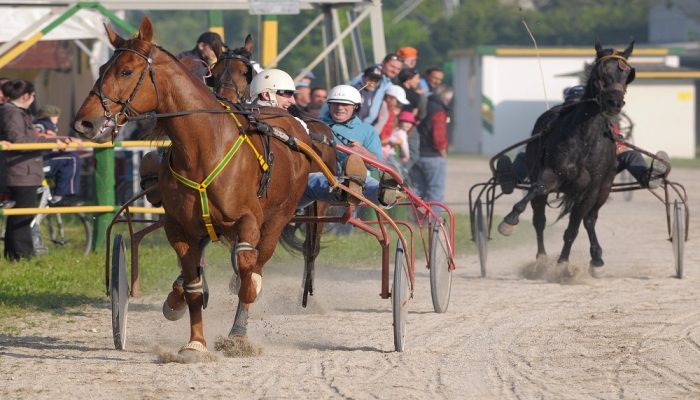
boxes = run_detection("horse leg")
[164,222,208,351]
[303,202,326,304]
[583,206,604,267]
[499,168,558,236]
[229,212,261,338]
[531,194,547,260]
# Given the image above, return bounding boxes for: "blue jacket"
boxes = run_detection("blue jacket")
[321,111,382,173]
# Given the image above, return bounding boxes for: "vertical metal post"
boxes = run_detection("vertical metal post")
[368,0,387,64]
[93,148,115,251]
[262,15,278,68]
[347,9,367,76]
[208,10,225,42]
[321,6,336,87]
[331,8,349,83]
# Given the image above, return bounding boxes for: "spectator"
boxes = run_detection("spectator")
[177,31,225,85]
[398,68,425,118]
[294,81,311,108]
[382,111,415,178]
[348,53,404,125]
[306,101,324,118]
[396,46,418,70]
[0,80,72,260]
[297,69,316,87]
[310,87,327,105]
[411,85,453,213]
[419,67,445,97]
[34,104,83,205]
[0,77,12,208]
[352,66,382,122]
[375,85,409,151]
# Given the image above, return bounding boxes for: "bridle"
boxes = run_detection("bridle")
[89,44,161,139]
[588,53,634,104]
[211,50,253,101]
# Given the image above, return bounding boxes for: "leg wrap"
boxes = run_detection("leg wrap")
[183,266,209,309]
[231,242,262,296]
[229,302,249,337]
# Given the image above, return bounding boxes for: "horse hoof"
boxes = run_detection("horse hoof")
[162,299,187,321]
[589,266,605,279]
[179,340,207,353]
[498,221,515,236]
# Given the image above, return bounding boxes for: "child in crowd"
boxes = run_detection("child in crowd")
[382,111,416,178]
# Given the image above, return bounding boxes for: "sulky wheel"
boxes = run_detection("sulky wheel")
[111,234,129,350]
[392,240,410,352]
[429,225,452,313]
[474,200,488,277]
[672,200,685,279]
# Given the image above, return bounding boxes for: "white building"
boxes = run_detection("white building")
[450,46,699,158]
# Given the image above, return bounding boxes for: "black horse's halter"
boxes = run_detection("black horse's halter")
[589,54,634,104]
[211,50,253,100]
[90,45,161,139]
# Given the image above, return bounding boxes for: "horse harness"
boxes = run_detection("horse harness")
[93,43,336,242]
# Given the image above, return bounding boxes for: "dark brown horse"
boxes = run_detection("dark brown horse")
[210,35,254,103]
[73,17,317,352]
[207,37,338,304]
[499,40,636,277]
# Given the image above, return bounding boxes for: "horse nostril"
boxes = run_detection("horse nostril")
[80,120,94,131]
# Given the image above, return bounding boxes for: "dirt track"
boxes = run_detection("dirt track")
[1,158,699,399]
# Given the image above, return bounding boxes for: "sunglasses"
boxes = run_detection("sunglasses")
[276,90,295,98]
[385,54,404,63]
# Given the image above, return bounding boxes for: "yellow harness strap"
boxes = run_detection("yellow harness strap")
[168,104,269,242]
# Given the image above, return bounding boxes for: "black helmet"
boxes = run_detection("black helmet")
[563,85,585,102]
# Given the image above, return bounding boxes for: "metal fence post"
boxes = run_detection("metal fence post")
[93,147,115,251]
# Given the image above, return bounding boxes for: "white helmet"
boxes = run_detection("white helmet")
[250,68,296,98]
[327,85,362,105]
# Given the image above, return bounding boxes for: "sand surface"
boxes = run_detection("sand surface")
[1,158,699,399]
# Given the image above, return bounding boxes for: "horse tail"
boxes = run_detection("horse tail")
[279,223,306,254]
[556,192,583,222]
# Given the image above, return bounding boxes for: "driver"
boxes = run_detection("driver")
[297,84,405,209]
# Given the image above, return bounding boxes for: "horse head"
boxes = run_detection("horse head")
[586,40,635,116]
[210,34,254,102]
[73,17,160,143]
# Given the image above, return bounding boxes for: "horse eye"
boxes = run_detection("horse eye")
[121,69,133,77]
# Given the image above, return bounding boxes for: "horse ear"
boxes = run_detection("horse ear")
[621,40,635,59]
[594,39,603,56]
[244,34,254,54]
[104,23,125,48]
[137,16,154,43]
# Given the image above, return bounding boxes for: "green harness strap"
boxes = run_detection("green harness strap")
[168,106,269,242]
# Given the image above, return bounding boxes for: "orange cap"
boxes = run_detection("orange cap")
[396,46,418,58]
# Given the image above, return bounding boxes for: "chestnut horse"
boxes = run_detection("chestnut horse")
[209,40,338,306]
[73,17,318,352]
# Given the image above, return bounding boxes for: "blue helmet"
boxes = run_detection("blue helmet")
[563,85,585,102]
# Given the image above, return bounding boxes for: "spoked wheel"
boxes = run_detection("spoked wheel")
[392,240,410,352]
[672,200,685,279]
[301,261,314,308]
[429,225,452,313]
[474,200,488,277]
[111,234,129,350]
